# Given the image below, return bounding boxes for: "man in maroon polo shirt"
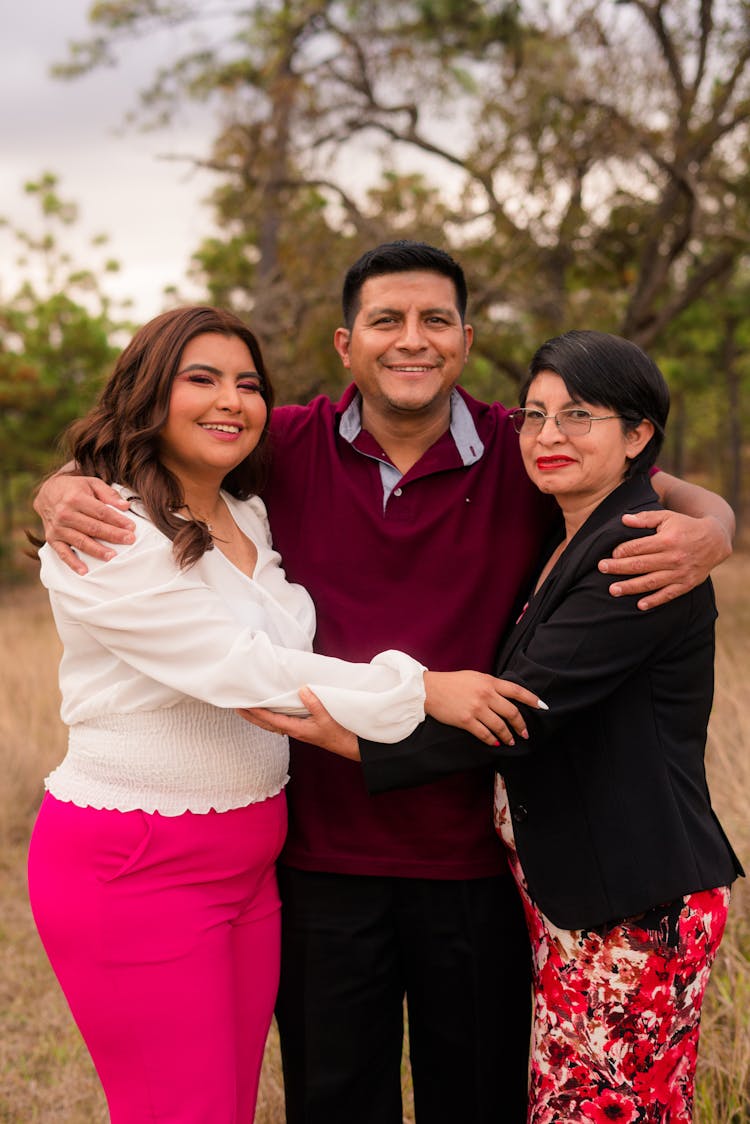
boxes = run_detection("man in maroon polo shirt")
[252,243,734,1124]
[260,268,554,1124]
[36,242,734,1124]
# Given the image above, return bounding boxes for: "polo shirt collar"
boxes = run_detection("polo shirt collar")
[338,388,485,467]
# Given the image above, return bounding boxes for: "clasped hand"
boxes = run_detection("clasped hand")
[237,671,547,759]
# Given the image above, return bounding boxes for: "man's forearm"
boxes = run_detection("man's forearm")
[651,471,735,543]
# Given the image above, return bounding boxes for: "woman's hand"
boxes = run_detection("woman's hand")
[237,687,361,760]
[423,670,547,747]
[34,473,135,574]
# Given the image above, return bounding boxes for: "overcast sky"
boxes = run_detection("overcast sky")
[1,1,220,321]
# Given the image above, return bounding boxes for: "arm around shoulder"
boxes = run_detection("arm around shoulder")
[650,470,735,554]
[599,472,733,610]
[34,469,136,573]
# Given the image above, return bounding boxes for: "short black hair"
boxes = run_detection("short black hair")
[341,240,468,328]
[521,329,670,476]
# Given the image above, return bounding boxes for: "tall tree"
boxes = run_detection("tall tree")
[54,1,750,378]
[52,1,529,387]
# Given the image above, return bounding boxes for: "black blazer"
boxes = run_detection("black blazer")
[360,474,743,930]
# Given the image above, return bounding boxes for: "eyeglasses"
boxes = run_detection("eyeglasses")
[510,407,623,436]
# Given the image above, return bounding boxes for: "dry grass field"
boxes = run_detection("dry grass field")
[1,560,748,1123]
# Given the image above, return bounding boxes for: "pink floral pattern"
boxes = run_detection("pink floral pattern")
[494,778,730,1123]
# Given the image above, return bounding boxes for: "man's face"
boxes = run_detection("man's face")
[334,271,473,425]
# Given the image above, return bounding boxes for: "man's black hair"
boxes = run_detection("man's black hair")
[341,241,468,328]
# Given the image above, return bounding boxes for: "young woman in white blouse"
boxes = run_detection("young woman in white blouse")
[28,306,538,1123]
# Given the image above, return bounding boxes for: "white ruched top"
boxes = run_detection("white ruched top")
[39,489,426,816]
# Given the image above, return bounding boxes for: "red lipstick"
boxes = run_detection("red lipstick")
[536,456,576,470]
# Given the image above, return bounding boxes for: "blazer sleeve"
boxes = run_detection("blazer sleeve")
[360,521,716,792]
[360,716,502,795]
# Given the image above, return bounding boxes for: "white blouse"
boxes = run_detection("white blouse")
[39,489,426,816]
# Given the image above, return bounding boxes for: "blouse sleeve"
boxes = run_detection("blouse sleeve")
[39,509,425,742]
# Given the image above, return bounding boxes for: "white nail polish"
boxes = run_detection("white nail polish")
[537,700,549,711]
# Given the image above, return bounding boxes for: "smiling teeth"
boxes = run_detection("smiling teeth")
[201,424,241,433]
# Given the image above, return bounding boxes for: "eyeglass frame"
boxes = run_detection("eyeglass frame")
[509,407,625,437]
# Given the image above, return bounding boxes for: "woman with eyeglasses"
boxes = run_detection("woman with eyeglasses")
[253,329,743,1122]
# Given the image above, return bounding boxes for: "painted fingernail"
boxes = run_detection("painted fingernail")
[521,730,529,739]
[537,699,549,711]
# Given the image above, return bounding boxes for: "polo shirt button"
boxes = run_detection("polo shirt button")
[512,804,528,823]
[393,487,403,497]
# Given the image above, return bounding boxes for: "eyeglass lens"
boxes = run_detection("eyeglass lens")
[514,409,592,435]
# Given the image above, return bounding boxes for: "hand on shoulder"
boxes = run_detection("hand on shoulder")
[34,473,136,575]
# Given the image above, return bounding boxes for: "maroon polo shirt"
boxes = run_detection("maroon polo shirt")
[262,384,557,879]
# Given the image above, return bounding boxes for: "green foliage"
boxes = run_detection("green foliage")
[0,175,131,562]
[48,1,750,520]
[51,2,750,347]
[1,291,115,465]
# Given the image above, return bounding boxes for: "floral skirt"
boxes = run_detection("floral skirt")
[494,779,730,1123]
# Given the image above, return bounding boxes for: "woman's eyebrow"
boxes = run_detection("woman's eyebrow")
[525,398,578,409]
[178,363,261,380]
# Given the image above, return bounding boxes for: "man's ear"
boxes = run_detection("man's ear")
[333,327,352,369]
[463,323,473,360]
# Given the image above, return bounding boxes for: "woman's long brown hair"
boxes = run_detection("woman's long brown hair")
[63,306,275,568]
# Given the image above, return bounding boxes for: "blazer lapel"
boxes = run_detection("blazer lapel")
[497,474,659,670]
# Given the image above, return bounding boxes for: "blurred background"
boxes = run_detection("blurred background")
[2,0,749,574]
[1,3,748,1120]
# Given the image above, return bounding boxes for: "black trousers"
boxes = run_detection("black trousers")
[275,867,531,1124]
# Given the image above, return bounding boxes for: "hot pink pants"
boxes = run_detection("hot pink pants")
[28,790,287,1123]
